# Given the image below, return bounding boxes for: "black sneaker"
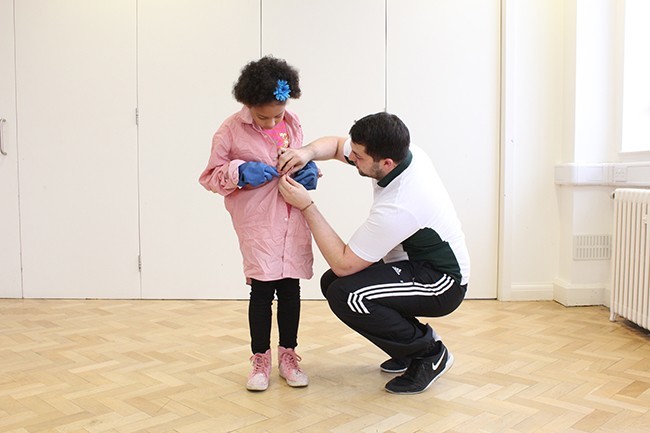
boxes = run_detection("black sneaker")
[384,343,454,394]
[380,357,411,373]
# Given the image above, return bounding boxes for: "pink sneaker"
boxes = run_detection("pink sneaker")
[246,349,271,391]
[278,346,309,387]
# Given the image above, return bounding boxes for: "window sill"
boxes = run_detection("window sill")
[555,162,650,187]
[619,150,650,162]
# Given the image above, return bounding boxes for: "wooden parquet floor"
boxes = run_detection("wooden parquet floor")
[0,299,649,433]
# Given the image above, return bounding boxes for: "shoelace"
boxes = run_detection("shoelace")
[280,351,303,371]
[250,353,270,375]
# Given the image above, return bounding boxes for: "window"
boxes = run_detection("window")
[621,0,650,153]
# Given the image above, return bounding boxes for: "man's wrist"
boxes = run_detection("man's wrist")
[300,201,315,212]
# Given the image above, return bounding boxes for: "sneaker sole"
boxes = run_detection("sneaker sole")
[279,373,309,387]
[246,375,270,391]
[385,352,455,395]
[380,366,408,373]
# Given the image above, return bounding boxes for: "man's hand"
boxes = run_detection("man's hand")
[278,174,313,210]
[278,147,310,175]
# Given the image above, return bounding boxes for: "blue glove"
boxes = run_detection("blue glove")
[238,161,279,187]
[293,161,319,190]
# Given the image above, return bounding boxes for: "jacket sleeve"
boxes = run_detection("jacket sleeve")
[198,128,245,196]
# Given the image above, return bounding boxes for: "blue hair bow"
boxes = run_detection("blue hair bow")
[274,79,291,102]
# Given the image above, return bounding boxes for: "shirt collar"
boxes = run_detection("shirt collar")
[237,105,297,127]
[377,150,413,188]
[238,106,254,125]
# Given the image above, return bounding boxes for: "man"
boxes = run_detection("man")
[277,112,470,394]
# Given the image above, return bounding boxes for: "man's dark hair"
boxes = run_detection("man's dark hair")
[349,112,410,162]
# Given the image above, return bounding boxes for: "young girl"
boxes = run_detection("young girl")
[199,56,318,391]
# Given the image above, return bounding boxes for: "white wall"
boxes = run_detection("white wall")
[136,0,260,299]
[500,0,564,300]
[15,0,141,298]
[574,0,620,163]
[387,0,501,300]
[1,1,499,300]
[497,0,650,306]
[553,0,650,306]
[0,0,22,298]
[261,0,386,299]
[3,1,642,303]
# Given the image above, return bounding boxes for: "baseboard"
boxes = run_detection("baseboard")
[553,279,606,306]
[602,287,612,309]
[503,284,554,301]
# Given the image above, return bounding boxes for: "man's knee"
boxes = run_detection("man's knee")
[320,269,339,298]
[324,279,354,316]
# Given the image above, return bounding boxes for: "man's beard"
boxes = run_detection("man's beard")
[356,162,384,180]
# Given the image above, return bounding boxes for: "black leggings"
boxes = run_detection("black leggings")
[249,278,301,354]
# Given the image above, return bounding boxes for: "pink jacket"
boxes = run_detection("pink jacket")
[199,106,313,282]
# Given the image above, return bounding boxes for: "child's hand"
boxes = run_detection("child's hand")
[293,161,319,190]
[238,162,279,187]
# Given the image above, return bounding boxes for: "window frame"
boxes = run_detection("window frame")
[619,0,650,158]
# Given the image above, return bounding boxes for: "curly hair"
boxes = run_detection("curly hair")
[349,112,410,163]
[232,56,301,106]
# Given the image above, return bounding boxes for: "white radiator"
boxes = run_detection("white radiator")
[610,188,650,330]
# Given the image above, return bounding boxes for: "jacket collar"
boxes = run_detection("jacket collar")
[237,105,298,128]
[238,105,255,125]
[377,150,413,188]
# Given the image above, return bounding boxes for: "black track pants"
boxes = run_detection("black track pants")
[320,261,466,359]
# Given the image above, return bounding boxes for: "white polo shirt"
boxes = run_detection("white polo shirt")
[344,140,470,285]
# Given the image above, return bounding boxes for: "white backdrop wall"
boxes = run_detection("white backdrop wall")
[2,1,640,305]
[553,0,638,306]
[14,0,141,298]
[1,1,507,300]
[386,0,500,302]
[500,0,563,300]
[261,0,387,299]
[0,0,22,298]
[137,0,259,299]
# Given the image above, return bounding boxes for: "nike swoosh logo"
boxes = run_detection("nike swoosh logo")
[432,348,447,370]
